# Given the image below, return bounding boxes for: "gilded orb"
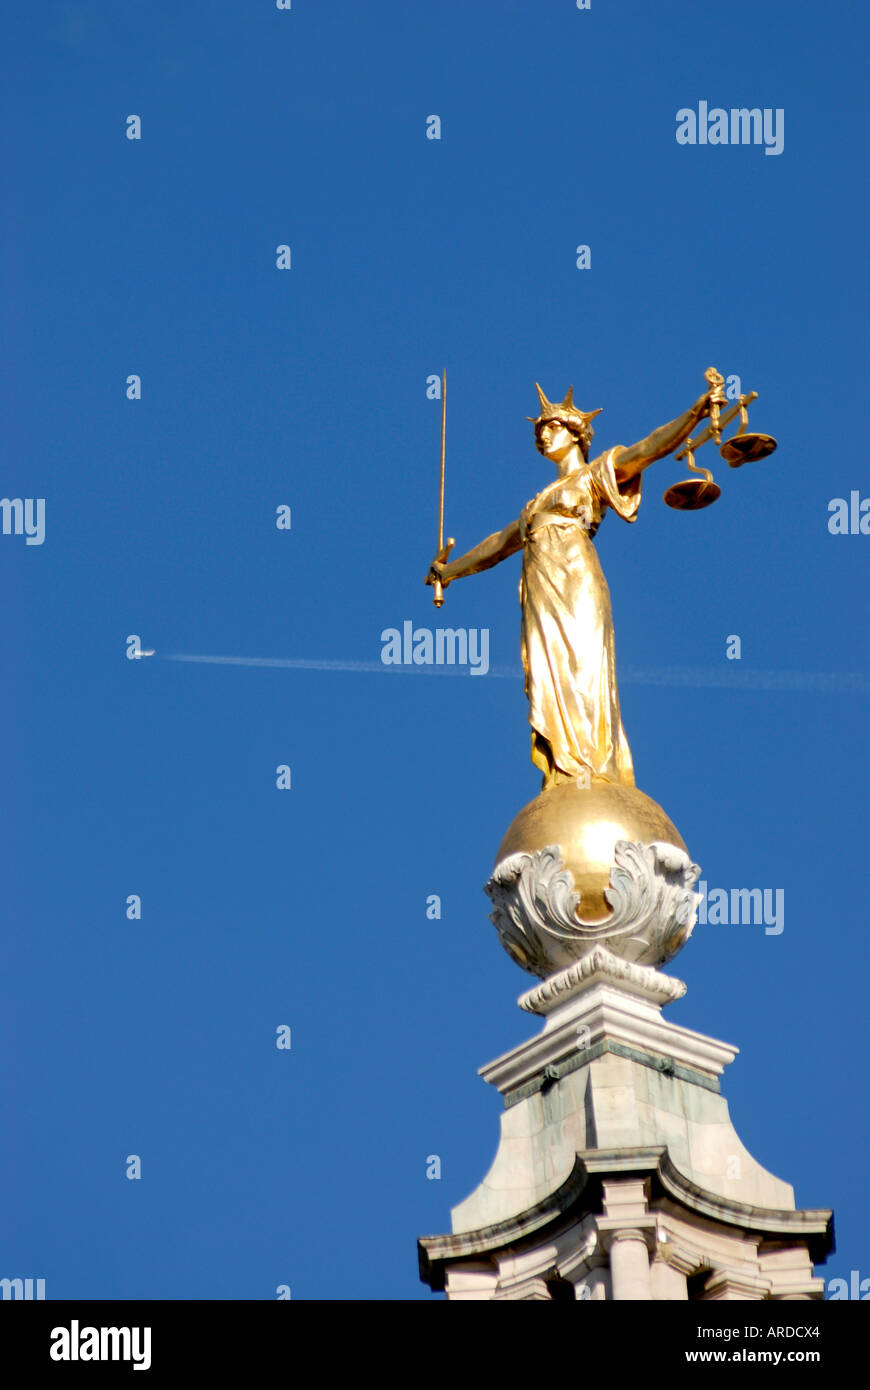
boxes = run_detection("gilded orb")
[495,780,688,923]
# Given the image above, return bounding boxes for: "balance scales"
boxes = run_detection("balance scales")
[663,367,777,510]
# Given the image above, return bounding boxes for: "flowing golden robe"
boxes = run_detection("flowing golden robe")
[518,447,641,786]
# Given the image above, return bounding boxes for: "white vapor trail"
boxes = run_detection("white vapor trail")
[163,653,870,694]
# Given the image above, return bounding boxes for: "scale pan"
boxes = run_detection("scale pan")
[720,432,778,467]
[663,479,722,511]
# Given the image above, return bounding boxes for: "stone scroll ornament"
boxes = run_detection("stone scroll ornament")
[484,841,702,979]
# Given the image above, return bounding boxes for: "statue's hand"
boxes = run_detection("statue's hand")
[425,560,450,589]
[701,368,726,417]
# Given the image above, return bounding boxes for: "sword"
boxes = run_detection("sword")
[432,367,455,607]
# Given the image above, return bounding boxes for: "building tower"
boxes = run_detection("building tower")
[418,792,833,1300]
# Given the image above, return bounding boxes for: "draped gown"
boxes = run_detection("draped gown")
[518,446,641,786]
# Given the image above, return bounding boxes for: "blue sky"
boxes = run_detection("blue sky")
[2,0,867,1299]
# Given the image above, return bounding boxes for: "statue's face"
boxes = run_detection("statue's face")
[536,419,581,464]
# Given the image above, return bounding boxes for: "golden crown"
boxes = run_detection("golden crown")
[528,384,603,453]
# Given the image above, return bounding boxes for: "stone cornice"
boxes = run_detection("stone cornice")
[480,984,737,1098]
[418,1157,590,1291]
[518,947,686,1015]
[418,1147,834,1290]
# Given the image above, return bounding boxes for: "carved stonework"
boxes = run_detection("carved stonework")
[517,945,687,1016]
[484,840,701,979]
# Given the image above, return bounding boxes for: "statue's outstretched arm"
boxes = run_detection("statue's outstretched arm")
[613,392,711,482]
[426,518,522,590]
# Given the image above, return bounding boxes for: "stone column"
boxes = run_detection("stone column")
[609,1230,652,1300]
[650,1254,689,1300]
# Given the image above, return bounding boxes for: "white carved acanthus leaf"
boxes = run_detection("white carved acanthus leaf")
[484,841,701,979]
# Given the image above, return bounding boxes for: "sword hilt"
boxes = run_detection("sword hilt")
[431,537,455,608]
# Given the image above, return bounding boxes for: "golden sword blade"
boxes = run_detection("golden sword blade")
[432,367,454,607]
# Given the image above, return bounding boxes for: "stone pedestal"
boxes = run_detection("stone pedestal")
[419,833,833,1300]
[419,942,833,1300]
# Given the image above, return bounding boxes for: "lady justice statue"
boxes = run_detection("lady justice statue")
[427,377,718,792]
[424,369,775,950]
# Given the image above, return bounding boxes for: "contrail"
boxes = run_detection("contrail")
[166,654,393,673]
[621,665,870,694]
[163,653,870,693]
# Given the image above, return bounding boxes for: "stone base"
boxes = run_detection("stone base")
[419,956,833,1300]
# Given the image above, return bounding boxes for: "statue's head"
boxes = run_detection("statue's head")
[529,385,602,464]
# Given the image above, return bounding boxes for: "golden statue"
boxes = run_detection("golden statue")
[428,378,717,789]
[425,370,775,921]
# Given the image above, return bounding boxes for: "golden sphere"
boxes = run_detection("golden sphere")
[495,780,688,922]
